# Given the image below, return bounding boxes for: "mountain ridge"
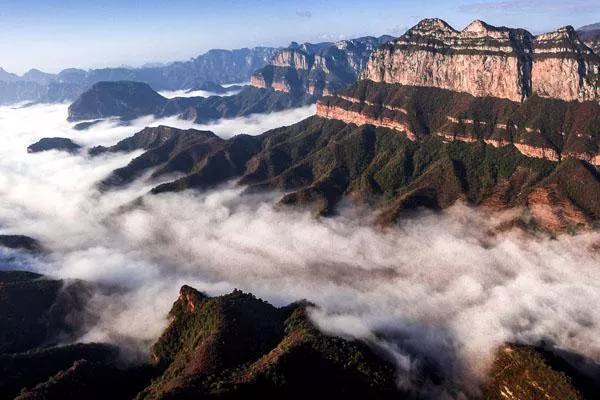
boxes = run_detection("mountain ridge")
[1,273,596,399]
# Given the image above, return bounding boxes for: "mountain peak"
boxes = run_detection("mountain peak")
[408,18,458,36]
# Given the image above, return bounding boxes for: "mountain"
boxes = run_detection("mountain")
[364,19,600,103]
[21,69,57,85]
[0,271,91,354]
[67,81,168,121]
[140,285,402,399]
[578,22,600,32]
[96,107,600,236]
[0,47,279,105]
[1,272,595,398]
[251,36,393,96]
[0,67,20,83]
[578,25,600,54]
[317,80,600,164]
[0,235,42,252]
[67,81,316,122]
[92,125,261,189]
[484,344,598,400]
[27,137,82,153]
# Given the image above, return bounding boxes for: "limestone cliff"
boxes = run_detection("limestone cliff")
[250,36,393,96]
[364,19,600,103]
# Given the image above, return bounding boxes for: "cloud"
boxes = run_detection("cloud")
[1,103,600,396]
[158,85,244,99]
[295,10,313,19]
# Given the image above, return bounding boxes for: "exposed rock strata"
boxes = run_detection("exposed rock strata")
[364,19,600,103]
[316,81,600,165]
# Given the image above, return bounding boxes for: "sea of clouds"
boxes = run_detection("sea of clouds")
[0,102,599,398]
[157,82,247,99]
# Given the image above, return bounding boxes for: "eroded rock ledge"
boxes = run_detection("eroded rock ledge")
[317,81,600,165]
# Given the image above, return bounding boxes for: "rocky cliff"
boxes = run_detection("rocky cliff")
[364,19,600,103]
[251,36,392,96]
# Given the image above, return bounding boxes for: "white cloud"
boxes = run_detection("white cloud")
[1,103,600,396]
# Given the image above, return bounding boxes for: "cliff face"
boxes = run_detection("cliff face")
[532,26,600,101]
[364,19,600,103]
[250,36,392,96]
[316,81,600,165]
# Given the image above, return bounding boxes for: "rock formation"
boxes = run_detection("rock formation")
[251,36,393,96]
[363,19,600,103]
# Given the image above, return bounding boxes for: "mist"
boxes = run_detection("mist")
[158,83,245,99]
[1,103,600,397]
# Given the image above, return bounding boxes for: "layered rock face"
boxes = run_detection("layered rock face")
[251,36,392,96]
[316,80,600,165]
[364,19,600,103]
[532,26,600,101]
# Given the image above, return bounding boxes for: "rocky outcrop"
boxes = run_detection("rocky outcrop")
[316,80,600,165]
[364,19,600,103]
[251,36,392,96]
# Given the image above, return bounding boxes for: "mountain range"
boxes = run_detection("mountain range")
[0,47,279,105]
[64,18,600,236]
[0,270,596,399]
[5,16,600,399]
[250,35,393,96]
[0,35,393,106]
[66,81,315,123]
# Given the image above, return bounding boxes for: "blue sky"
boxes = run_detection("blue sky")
[1,0,600,74]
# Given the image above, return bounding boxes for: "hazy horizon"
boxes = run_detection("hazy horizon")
[2,0,600,74]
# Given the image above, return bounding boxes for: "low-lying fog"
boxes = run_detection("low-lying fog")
[1,102,599,397]
[158,82,246,99]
